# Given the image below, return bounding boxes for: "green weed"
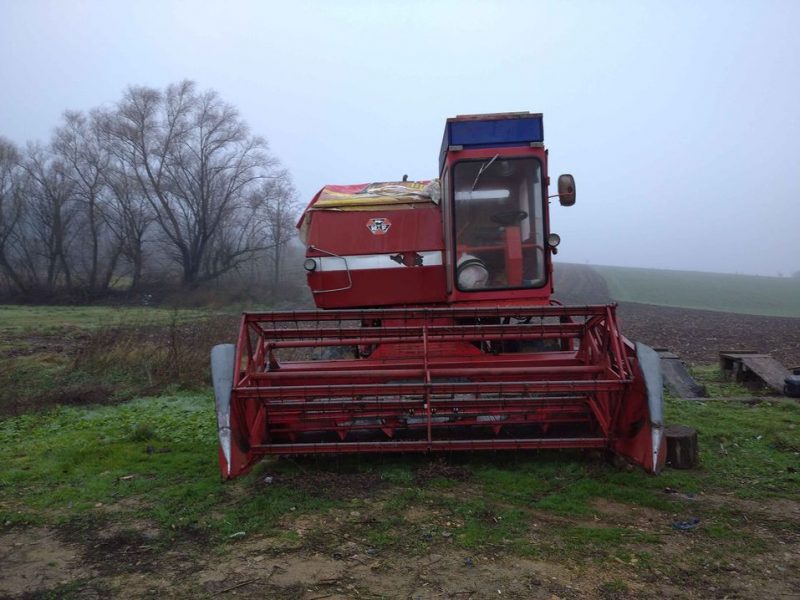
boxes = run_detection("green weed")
[0,304,209,335]
[0,392,343,541]
[689,364,760,397]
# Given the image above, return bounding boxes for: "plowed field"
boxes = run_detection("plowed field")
[554,263,800,367]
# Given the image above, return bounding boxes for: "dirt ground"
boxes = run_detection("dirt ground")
[616,302,800,368]
[2,482,798,599]
[3,276,800,598]
[554,263,800,368]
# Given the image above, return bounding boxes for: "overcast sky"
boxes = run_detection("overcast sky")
[1,0,798,276]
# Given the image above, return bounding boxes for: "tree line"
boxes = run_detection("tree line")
[0,80,300,301]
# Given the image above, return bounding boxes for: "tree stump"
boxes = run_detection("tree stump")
[665,425,699,469]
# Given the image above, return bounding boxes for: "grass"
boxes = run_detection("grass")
[1,381,797,559]
[2,304,797,596]
[592,265,800,317]
[0,392,336,539]
[690,364,763,397]
[0,304,211,336]
[0,302,797,590]
[0,305,240,415]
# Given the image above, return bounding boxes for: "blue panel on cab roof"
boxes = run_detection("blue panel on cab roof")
[439,114,543,173]
[450,116,543,147]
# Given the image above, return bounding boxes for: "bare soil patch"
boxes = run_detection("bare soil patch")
[0,527,91,598]
[259,468,387,501]
[3,479,799,599]
[0,385,118,417]
[615,302,800,367]
[555,263,800,367]
[414,457,472,485]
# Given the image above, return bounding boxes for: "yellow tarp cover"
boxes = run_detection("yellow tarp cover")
[311,180,440,210]
[297,180,440,244]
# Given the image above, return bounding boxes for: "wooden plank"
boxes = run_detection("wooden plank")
[740,355,791,393]
[659,355,706,399]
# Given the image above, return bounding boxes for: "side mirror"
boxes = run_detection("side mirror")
[557,174,576,206]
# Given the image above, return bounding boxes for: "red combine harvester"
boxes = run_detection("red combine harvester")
[211,112,665,479]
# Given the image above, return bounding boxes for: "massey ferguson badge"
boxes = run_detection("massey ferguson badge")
[366,217,391,235]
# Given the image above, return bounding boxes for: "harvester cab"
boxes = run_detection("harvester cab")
[211,112,666,479]
[444,113,556,300]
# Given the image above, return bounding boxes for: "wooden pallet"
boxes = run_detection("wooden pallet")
[719,351,791,394]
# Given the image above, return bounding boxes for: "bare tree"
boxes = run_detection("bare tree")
[0,79,301,300]
[23,144,78,292]
[0,137,28,292]
[53,110,122,293]
[110,80,288,286]
[102,162,153,290]
[260,174,299,290]
[90,107,154,292]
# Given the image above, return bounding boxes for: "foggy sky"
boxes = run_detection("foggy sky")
[1,0,798,276]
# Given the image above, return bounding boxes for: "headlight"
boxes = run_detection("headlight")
[457,256,489,289]
[547,233,561,248]
[303,258,317,272]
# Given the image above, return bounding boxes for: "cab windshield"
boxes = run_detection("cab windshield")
[453,157,545,291]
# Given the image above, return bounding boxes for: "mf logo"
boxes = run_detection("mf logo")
[366,217,391,235]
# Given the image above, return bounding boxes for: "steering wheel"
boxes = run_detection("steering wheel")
[490,210,528,226]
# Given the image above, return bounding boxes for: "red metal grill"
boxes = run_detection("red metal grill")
[214,305,663,478]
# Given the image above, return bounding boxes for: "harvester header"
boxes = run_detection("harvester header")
[211,112,665,479]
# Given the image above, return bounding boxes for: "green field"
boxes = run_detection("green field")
[0,304,211,336]
[0,305,237,416]
[592,265,800,317]
[1,376,798,597]
[1,305,799,597]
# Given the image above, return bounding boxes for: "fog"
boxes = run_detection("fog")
[1,0,798,276]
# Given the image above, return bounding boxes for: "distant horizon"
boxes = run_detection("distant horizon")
[555,261,800,280]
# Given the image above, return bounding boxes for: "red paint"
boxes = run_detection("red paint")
[306,206,443,256]
[216,113,664,479]
[309,266,446,308]
[504,226,523,286]
[221,305,661,479]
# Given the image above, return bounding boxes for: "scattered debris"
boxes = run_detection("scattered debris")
[211,577,260,596]
[672,518,701,531]
[211,566,276,596]
[414,458,472,485]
